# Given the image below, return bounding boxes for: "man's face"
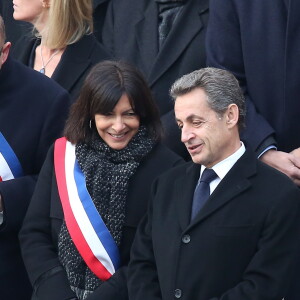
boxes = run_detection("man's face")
[175,88,238,167]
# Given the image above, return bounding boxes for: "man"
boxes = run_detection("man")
[0,15,71,300]
[127,68,300,300]
[206,0,300,187]
[102,0,209,160]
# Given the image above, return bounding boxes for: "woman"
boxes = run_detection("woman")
[19,60,183,300]
[11,0,110,100]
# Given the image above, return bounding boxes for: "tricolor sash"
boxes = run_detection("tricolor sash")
[0,132,23,181]
[54,137,121,280]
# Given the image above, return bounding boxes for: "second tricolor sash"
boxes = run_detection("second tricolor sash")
[0,132,23,181]
[54,137,121,280]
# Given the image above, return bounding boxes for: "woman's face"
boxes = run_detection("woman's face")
[13,0,45,23]
[94,94,140,150]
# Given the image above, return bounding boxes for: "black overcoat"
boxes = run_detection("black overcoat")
[128,149,300,300]
[19,143,183,300]
[12,34,111,102]
[0,57,71,300]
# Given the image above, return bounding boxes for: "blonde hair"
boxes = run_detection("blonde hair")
[41,0,93,49]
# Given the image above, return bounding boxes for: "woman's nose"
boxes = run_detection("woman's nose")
[111,117,125,132]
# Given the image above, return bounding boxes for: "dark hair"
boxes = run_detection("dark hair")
[170,67,246,132]
[64,60,162,143]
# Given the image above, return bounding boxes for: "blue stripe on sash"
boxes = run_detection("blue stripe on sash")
[0,132,23,178]
[73,160,121,270]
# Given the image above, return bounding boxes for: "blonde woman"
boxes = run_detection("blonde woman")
[12,0,110,100]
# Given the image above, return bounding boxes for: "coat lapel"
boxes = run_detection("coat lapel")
[134,3,159,76]
[189,150,257,228]
[93,0,109,9]
[175,162,200,231]
[52,35,94,93]
[148,0,208,85]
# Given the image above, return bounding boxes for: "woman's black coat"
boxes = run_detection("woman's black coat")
[19,142,183,300]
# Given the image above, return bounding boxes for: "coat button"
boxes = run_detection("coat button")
[174,289,182,298]
[182,234,191,244]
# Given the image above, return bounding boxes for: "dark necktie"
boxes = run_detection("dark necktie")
[191,168,218,220]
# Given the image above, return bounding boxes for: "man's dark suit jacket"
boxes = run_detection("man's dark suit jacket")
[128,148,300,300]
[206,0,300,153]
[102,0,209,159]
[0,57,71,300]
[12,34,111,101]
[19,143,183,300]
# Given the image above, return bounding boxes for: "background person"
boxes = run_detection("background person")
[19,60,183,300]
[0,15,71,300]
[206,0,300,187]
[101,0,209,160]
[12,0,110,101]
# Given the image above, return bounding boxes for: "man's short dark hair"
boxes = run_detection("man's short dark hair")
[170,67,246,131]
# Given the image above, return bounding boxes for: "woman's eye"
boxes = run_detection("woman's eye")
[126,112,136,116]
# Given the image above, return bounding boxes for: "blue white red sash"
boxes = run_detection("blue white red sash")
[0,132,23,182]
[54,137,121,280]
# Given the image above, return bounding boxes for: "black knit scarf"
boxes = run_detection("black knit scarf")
[58,126,155,299]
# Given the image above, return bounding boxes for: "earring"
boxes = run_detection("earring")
[42,1,50,8]
[89,120,92,129]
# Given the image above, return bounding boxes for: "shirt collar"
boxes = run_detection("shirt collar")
[200,142,246,180]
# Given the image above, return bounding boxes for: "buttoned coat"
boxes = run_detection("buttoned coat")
[19,143,183,300]
[102,0,209,159]
[12,34,110,101]
[128,149,300,300]
[206,0,300,153]
[0,57,71,300]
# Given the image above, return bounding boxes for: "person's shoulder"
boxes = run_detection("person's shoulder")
[76,34,111,61]
[155,154,192,179]
[257,159,299,190]
[11,58,68,93]
[7,58,71,108]
[147,143,186,166]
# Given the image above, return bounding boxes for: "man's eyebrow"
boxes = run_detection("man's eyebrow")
[176,114,203,122]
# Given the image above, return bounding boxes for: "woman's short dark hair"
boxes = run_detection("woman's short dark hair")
[64,60,162,143]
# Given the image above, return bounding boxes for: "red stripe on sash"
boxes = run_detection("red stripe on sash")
[54,137,112,280]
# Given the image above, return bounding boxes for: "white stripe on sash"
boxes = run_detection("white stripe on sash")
[65,142,116,275]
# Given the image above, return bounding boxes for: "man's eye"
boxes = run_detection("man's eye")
[177,123,183,129]
[193,121,204,127]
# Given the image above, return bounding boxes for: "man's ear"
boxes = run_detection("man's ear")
[225,104,239,128]
[1,42,11,65]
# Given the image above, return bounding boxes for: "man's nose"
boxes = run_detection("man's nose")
[181,126,194,143]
